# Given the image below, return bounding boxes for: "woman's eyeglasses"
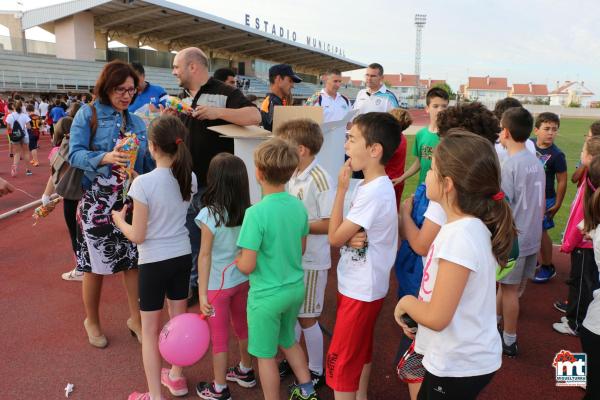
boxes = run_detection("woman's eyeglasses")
[114,87,137,96]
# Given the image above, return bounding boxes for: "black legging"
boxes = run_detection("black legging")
[566,248,600,331]
[581,326,599,399]
[63,198,79,255]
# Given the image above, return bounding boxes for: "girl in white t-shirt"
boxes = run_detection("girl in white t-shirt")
[113,115,197,400]
[580,156,600,400]
[394,130,516,399]
[6,100,32,177]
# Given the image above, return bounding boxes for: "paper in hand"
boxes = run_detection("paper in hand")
[321,108,359,134]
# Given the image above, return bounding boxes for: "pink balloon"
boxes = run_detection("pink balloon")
[159,313,210,367]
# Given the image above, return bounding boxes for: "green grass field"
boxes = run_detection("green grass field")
[401,118,596,243]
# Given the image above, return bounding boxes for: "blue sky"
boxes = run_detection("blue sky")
[6,0,600,97]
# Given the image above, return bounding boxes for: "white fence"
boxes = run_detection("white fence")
[523,105,600,118]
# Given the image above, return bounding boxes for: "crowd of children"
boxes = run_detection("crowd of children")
[392,90,600,400]
[3,93,88,178]
[14,83,600,400]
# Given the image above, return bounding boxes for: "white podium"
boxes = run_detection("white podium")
[317,126,346,179]
[208,106,355,204]
[208,124,271,204]
[273,105,351,179]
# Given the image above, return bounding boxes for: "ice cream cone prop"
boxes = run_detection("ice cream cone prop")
[164,96,192,114]
[118,132,140,197]
[33,197,61,225]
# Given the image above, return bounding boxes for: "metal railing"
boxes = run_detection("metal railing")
[0,70,95,91]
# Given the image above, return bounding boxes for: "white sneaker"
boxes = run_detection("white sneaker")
[561,316,568,324]
[552,321,577,336]
[61,268,84,281]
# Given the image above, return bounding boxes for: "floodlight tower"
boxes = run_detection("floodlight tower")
[414,14,427,98]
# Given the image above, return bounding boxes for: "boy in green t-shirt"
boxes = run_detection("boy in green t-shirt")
[393,87,449,186]
[236,138,320,400]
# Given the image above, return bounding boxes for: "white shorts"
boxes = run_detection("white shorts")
[299,269,328,318]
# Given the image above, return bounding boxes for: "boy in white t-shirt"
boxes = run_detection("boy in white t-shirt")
[275,119,334,387]
[327,112,400,399]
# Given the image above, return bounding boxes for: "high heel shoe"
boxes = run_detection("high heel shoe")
[83,319,108,348]
[127,318,142,344]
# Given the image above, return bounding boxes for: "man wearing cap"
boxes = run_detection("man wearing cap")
[260,64,302,131]
[353,63,399,114]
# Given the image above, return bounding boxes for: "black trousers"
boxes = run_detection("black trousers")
[566,248,600,331]
[581,326,600,399]
[63,198,78,255]
[417,370,495,400]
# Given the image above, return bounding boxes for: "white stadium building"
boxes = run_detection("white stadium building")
[0,0,366,99]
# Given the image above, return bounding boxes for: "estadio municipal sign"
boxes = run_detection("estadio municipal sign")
[244,14,346,57]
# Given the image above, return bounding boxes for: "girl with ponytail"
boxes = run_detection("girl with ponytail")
[113,115,197,400]
[579,155,600,400]
[394,130,516,399]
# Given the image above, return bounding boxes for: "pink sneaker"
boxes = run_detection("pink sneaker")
[128,392,164,400]
[161,368,188,396]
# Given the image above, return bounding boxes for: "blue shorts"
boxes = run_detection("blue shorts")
[28,134,38,151]
[543,197,556,230]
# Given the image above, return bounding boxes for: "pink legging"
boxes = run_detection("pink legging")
[207,281,249,354]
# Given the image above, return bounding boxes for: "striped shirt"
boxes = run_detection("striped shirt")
[286,159,334,270]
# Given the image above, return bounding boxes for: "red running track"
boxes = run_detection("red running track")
[407,109,429,127]
[0,127,586,400]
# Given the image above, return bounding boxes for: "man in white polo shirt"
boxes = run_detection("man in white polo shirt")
[353,63,399,114]
[306,69,351,123]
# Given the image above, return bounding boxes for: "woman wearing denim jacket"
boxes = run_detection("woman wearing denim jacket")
[69,60,154,348]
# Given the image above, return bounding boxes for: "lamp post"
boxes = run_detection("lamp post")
[414,14,426,101]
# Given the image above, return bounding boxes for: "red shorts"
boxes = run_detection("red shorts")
[326,292,384,392]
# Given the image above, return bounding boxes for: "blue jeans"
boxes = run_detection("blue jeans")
[185,187,206,289]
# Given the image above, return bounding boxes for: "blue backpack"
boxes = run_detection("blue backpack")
[394,183,430,298]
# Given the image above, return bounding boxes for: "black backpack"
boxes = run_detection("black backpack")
[9,114,26,142]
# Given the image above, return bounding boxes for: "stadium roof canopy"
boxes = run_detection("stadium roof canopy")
[21,0,366,73]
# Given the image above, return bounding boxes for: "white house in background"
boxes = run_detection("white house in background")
[384,74,419,98]
[461,76,510,103]
[383,74,446,99]
[510,83,549,103]
[550,81,594,107]
[421,78,447,91]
